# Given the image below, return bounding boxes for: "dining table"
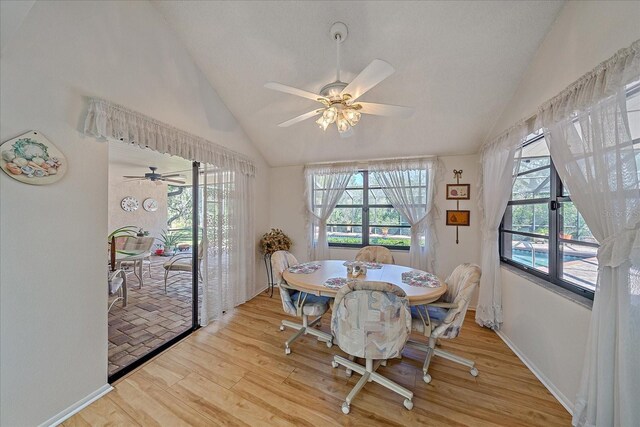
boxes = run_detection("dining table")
[282,260,447,306]
[115,249,151,287]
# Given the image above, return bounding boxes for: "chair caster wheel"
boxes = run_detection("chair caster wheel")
[341,402,350,414]
[345,368,352,378]
[381,360,387,367]
[470,367,479,377]
[331,360,339,368]
[285,347,291,355]
[423,373,432,384]
[279,325,285,331]
[326,341,333,348]
[404,399,414,410]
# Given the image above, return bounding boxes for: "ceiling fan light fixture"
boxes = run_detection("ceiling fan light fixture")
[336,113,351,133]
[316,116,330,131]
[323,106,338,123]
[343,108,361,126]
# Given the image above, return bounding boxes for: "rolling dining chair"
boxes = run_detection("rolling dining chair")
[331,281,414,414]
[354,245,395,264]
[271,250,333,355]
[408,263,482,383]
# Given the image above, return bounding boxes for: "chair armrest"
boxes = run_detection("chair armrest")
[165,254,192,267]
[428,302,458,309]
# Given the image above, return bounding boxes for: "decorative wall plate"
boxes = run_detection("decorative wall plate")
[1,131,67,185]
[121,196,139,212]
[143,198,158,212]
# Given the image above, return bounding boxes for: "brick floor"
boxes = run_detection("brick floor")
[107,255,201,376]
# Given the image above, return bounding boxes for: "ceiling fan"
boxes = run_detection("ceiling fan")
[265,22,414,137]
[123,167,186,184]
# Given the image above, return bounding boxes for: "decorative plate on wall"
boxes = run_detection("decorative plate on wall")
[1,131,67,185]
[143,198,158,212]
[121,196,139,212]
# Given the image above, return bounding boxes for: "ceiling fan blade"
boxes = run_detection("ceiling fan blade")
[122,175,145,178]
[265,82,328,103]
[160,173,183,178]
[162,178,187,184]
[341,59,395,102]
[357,102,415,118]
[278,109,325,128]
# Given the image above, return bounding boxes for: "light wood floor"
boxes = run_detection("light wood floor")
[66,291,571,426]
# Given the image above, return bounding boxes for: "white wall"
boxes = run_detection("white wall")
[108,180,168,242]
[0,1,270,425]
[489,0,640,412]
[269,155,481,304]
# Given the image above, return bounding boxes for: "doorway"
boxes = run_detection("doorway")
[107,142,200,382]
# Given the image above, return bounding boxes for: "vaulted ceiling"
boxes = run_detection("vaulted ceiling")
[154,1,564,167]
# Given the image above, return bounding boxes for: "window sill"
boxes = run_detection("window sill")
[329,245,410,252]
[500,262,593,310]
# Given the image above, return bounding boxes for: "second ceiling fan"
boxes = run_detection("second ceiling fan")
[265,22,414,137]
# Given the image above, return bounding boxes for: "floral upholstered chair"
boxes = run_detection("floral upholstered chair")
[330,281,414,414]
[271,251,332,354]
[408,263,481,383]
[354,245,395,264]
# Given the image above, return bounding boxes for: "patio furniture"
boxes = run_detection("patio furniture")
[119,236,155,280]
[108,269,127,312]
[163,243,203,293]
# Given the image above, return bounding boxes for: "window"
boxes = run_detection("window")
[500,134,599,299]
[314,171,414,249]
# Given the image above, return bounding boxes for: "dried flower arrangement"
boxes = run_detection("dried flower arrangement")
[259,228,292,255]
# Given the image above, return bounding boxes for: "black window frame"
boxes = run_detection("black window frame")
[499,134,597,300]
[314,171,413,250]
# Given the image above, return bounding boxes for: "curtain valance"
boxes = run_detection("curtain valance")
[84,98,256,176]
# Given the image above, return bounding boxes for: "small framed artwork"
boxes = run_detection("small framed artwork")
[446,184,470,200]
[446,210,470,226]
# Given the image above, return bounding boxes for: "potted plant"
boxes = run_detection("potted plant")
[157,230,185,255]
[259,228,292,255]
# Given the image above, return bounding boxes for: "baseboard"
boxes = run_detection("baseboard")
[495,330,573,415]
[40,384,113,427]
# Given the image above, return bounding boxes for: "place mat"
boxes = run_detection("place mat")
[342,261,383,269]
[287,262,321,274]
[323,277,356,289]
[401,270,441,288]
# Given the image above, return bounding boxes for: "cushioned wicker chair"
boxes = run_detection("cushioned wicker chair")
[408,263,482,383]
[331,281,414,414]
[119,236,155,281]
[271,250,333,355]
[354,245,395,264]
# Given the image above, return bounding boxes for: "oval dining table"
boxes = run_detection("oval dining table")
[282,260,447,306]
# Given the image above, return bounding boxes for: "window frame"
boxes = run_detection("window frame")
[315,171,412,250]
[499,134,597,300]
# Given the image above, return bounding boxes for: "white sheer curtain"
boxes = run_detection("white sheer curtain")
[369,158,441,272]
[201,165,255,324]
[304,164,357,260]
[475,126,525,329]
[538,41,639,426]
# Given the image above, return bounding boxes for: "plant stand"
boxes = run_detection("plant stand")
[263,253,275,298]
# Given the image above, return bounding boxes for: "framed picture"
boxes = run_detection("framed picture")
[1,130,66,185]
[446,210,470,226]
[446,184,470,200]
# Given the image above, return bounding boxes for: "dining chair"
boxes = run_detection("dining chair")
[331,281,414,414]
[120,236,155,280]
[271,250,333,354]
[354,245,395,264]
[163,242,203,293]
[408,263,481,383]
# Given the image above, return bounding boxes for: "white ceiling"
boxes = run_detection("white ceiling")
[154,1,564,167]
